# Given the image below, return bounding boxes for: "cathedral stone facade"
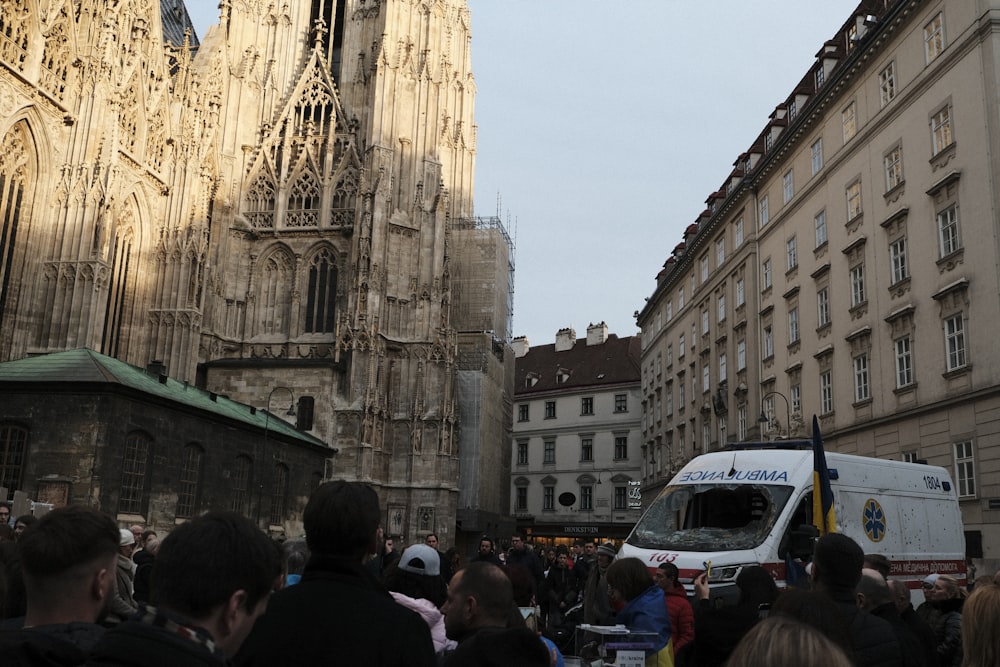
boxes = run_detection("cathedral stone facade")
[0,0,513,547]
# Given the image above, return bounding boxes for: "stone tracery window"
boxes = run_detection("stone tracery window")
[0,2,31,72]
[0,123,31,332]
[286,170,320,228]
[256,251,293,336]
[305,248,337,333]
[245,173,276,229]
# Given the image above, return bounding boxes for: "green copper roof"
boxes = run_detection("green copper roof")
[0,348,325,448]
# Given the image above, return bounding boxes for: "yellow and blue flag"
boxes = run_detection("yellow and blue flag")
[812,415,836,535]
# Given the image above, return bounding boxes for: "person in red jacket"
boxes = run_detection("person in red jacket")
[654,562,695,655]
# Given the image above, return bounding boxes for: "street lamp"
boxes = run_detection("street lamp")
[259,387,296,526]
[758,390,791,439]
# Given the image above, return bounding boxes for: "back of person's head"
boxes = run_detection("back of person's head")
[962,583,1000,667]
[856,568,892,609]
[887,578,911,610]
[303,481,380,560]
[813,533,864,590]
[151,512,281,620]
[451,625,549,666]
[383,561,448,608]
[863,553,891,580]
[735,565,778,609]
[726,615,854,667]
[504,563,537,608]
[771,588,854,659]
[605,557,653,602]
[452,561,514,626]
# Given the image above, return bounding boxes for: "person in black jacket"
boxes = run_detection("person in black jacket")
[857,569,928,667]
[234,481,435,666]
[888,579,938,667]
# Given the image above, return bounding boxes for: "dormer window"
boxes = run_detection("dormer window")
[556,367,571,384]
[525,372,540,387]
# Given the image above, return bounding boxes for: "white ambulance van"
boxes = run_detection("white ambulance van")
[619,441,965,604]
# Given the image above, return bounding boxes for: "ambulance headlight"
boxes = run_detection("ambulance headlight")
[707,564,755,583]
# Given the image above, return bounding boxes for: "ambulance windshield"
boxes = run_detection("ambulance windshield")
[627,483,794,551]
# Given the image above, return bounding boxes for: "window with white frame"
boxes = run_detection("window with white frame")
[702,365,710,392]
[850,264,866,307]
[736,278,745,307]
[701,309,710,335]
[518,404,529,422]
[667,344,673,367]
[581,437,593,462]
[763,325,774,358]
[666,300,673,321]
[788,100,797,121]
[815,210,827,248]
[719,353,727,382]
[786,237,798,271]
[847,181,862,220]
[854,353,870,402]
[885,145,903,191]
[615,394,628,413]
[737,339,747,370]
[817,288,831,327]
[679,334,685,358]
[783,170,794,203]
[581,396,594,415]
[890,238,908,284]
[879,62,896,107]
[842,102,857,142]
[516,441,528,465]
[953,440,975,498]
[678,379,685,405]
[759,195,770,227]
[614,486,627,510]
[545,401,556,419]
[718,294,726,322]
[716,238,725,266]
[737,405,747,439]
[789,307,800,344]
[902,450,919,463]
[820,371,833,414]
[735,218,745,247]
[701,256,709,283]
[895,336,913,388]
[515,487,527,511]
[790,384,801,413]
[666,387,673,416]
[815,66,825,89]
[944,313,967,371]
[614,436,628,460]
[543,439,555,464]
[678,287,685,309]
[765,132,773,152]
[580,485,593,511]
[543,486,554,510]
[931,106,953,155]
[811,138,824,175]
[925,13,944,63]
[762,259,772,290]
[937,205,960,257]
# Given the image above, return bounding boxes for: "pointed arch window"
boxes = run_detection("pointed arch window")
[176,443,203,518]
[0,123,32,332]
[118,79,140,154]
[119,431,151,515]
[287,171,320,228]
[270,463,289,525]
[101,213,134,358]
[257,252,293,336]
[305,249,337,333]
[0,3,30,72]
[331,167,358,227]
[230,455,253,517]
[0,424,27,498]
[39,7,71,100]
[246,174,276,229]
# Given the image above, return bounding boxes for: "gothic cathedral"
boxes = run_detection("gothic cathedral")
[0,0,514,545]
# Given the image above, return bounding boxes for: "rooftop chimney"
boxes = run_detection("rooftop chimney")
[511,336,530,358]
[554,327,576,352]
[586,322,609,346]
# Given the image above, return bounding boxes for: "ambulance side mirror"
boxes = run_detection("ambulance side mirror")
[787,523,819,559]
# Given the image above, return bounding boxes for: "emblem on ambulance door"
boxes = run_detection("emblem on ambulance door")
[863,498,886,542]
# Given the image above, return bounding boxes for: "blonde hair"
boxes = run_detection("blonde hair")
[936,574,968,599]
[725,615,854,667]
[962,583,1000,667]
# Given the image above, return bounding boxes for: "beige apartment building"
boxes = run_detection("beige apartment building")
[638,0,1000,569]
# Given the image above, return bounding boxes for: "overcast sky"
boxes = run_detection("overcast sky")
[186,1,859,347]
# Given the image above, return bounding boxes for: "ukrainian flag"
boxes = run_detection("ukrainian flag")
[812,415,836,534]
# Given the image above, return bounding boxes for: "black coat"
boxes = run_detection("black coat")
[834,598,902,667]
[930,598,963,667]
[870,603,928,667]
[234,554,435,666]
[0,623,105,667]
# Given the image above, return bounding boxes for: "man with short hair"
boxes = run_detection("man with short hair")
[441,562,548,666]
[573,540,596,587]
[653,562,694,655]
[89,511,282,666]
[0,506,118,664]
[235,481,435,666]
[426,533,452,582]
[811,533,901,667]
[506,533,543,583]
[887,579,937,666]
[857,569,927,667]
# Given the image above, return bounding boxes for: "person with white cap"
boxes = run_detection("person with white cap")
[108,528,138,624]
[384,543,455,656]
[916,573,943,632]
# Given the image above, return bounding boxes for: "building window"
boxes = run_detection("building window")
[811,138,824,175]
[884,145,903,191]
[737,340,746,370]
[783,170,794,203]
[716,238,725,266]
[679,334,685,358]
[718,294,726,322]
[890,238,908,284]
[304,249,337,333]
[701,309,710,335]
[790,384,802,413]
[580,485,593,511]
[820,371,834,414]
[842,102,857,142]
[736,278,745,307]
[517,441,529,465]
[543,439,556,464]
[762,259,772,290]
[925,12,944,63]
[944,314,967,372]
[614,486,627,510]
[581,397,594,416]
[678,287,685,309]
[719,353,727,382]
[120,432,151,515]
[543,486,554,511]
[850,264,866,307]
[679,379,685,406]
[788,100,797,121]
[854,354,871,402]
[517,404,529,422]
[270,463,289,525]
[735,218,745,247]
[788,307,800,344]
[815,66,825,88]
[0,425,27,497]
[895,336,913,388]
[879,62,896,107]
[815,210,827,248]
[786,237,798,271]
[763,325,774,358]
[702,365,710,392]
[701,256,709,283]
[176,444,203,518]
[937,205,960,257]
[953,441,975,498]
[759,195,770,227]
[614,394,628,413]
[846,181,862,220]
[515,487,528,511]
[581,438,593,462]
[230,455,252,517]
[931,106,953,155]
[614,436,628,460]
[902,450,919,463]
[817,288,831,327]
[738,405,748,440]
[544,401,556,419]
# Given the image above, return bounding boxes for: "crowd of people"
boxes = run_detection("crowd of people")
[1,492,999,667]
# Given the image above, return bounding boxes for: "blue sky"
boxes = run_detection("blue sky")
[186,1,859,347]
